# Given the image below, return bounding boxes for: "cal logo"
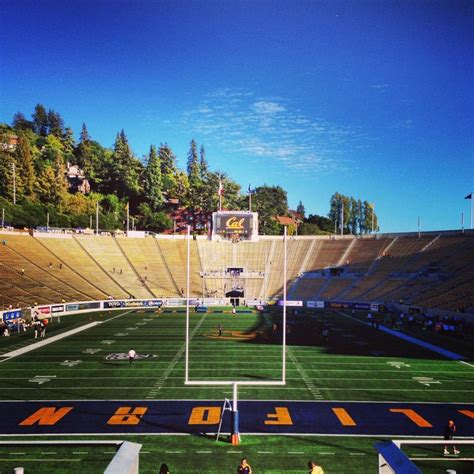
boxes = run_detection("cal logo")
[226,217,244,230]
[105,353,157,360]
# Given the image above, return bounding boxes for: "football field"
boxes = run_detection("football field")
[0,308,472,473]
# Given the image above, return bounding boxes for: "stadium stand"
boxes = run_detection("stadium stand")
[116,237,177,296]
[0,231,473,314]
[74,235,151,298]
[38,235,127,299]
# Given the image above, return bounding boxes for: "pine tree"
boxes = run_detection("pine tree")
[0,151,14,200]
[47,110,65,138]
[296,200,305,219]
[12,112,34,131]
[76,123,93,173]
[53,151,69,208]
[32,104,48,136]
[144,145,163,210]
[187,139,200,182]
[15,133,35,197]
[36,165,55,201]
[199,145,208,179]
[110,130,141,198]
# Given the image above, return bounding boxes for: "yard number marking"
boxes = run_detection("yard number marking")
[83,349,101,354]
[387,361,411,369]
[100,340,116,345]
[28,375,56,385]
[413,376,440,386]
[60,360,82,367]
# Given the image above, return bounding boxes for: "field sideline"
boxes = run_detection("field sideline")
[0,307,472,472]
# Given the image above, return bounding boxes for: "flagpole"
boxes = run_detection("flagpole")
[471,193,473,229]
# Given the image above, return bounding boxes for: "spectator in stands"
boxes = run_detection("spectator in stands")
[48,262,52,269]
[308,460,324,473]
[21,268,25,276]
[444,419,460,455]
[237,457,252,474]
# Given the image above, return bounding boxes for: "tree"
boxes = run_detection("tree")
[0,151,14,200]
[12,112,34,131]
[36,165,55,202]
[47,109,65,138]
[187,139,200,180]
[253,185,288,235]
[296,200,305,219]
[362,201,379,233]
[143,145,163,210]
[53,152,69,208]
[32,104,48,136]
[76,123,94,174]
[199,145,208,179]
[15,133,35,197]
[110,130,142,198]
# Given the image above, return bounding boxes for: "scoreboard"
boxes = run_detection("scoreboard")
[211,211,259,241]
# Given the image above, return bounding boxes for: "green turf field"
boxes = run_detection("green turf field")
[0,307,472,473]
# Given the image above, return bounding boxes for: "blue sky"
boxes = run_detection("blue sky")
[1,0,473,232]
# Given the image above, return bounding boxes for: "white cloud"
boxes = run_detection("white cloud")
[253,101,286,114]
[180,88,364,173]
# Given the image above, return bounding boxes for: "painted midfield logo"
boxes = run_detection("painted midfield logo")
[105,353,157,361]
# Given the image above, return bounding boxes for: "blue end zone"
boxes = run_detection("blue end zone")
[0,401,472,436]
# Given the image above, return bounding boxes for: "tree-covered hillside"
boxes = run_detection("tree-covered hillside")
[0,105,378,235]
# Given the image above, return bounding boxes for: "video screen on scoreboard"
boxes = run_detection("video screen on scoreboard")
[216,213,252,235]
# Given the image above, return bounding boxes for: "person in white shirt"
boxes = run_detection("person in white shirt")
[128,348,136,365]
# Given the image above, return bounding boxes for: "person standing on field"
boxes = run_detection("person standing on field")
[128,348,136,365]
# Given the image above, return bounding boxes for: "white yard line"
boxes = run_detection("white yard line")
[287,347,323,400]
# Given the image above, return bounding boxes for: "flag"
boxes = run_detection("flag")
[465,193,473,199]
[247,184,254,194]
[218,180,224,196]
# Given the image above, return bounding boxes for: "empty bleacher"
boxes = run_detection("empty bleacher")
[0,231,472,312]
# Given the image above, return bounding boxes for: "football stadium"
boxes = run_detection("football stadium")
[1,1,473,473]
[0,221,473,473]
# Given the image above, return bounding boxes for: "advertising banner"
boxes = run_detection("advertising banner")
[307,301,324,309]
[51,304,65,314]
[277,300,303,307]
[65,302,101,312]
[2,310,21,322]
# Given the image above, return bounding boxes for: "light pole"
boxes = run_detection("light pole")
[12,162,16,205]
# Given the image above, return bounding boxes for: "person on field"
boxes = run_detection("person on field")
[158,462,170,473]
[444,419,460,455]
[218,323,223,337]
[237,457,252,474]
[128,348,136,365]
[308,460,324,474]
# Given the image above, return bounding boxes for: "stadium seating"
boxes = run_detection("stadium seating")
[0,231,472,313]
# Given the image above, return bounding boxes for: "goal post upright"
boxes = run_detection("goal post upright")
[282,225,287,384]
[185,225,191,384]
